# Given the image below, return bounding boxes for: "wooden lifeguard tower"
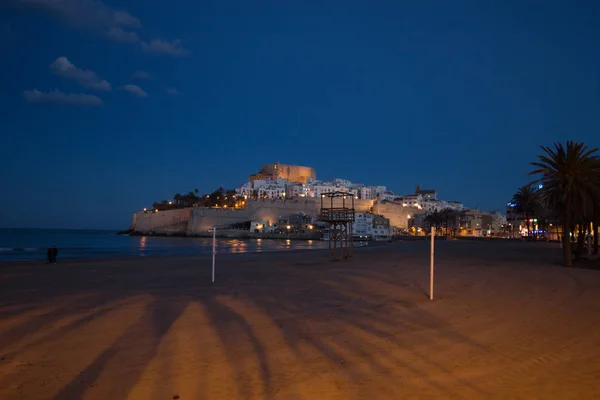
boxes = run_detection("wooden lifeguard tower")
[319,191,355,261]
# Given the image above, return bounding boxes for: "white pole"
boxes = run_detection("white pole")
[430,227,435,300]
[212,226,216,283]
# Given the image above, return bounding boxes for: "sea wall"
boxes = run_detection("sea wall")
[190,198,374,232]
[189,207,251,233]
[132,208,192,234]
[130,213,137,230]
[131,197,375,235]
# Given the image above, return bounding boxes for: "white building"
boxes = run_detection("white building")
[289,183,310,197]
[372,185,387,196]
[354,212,374,238]
[401,194,423,208]
[234,174,485,228]
[359,186,373,200]
[236,182,254,197]
[254,180,287,199]
[446,201,464,211]
[373,226,393,241]
[333,178,352,186]
[491,212,507,234]
[420,199,442,212]
[379,192,398,202]
[250,220,270,232]
[312,183,339,197]
[373,214,392,241]
[234,178,288,199]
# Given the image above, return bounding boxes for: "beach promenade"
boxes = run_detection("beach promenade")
[1,241,599,399]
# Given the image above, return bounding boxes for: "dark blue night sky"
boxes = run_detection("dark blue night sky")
[1,1,599,229]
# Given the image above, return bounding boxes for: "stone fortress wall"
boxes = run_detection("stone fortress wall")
[133,208,192,234]
[373,201,424,229]
[132,198,375,235]
[249,162,316,184]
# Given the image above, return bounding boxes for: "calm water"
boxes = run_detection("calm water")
[0,229,328,262]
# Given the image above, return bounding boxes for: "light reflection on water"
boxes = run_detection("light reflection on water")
[133,236,328,257]
[228,239,248,254]
[0,229,329,262]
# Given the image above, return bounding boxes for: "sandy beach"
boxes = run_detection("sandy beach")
[1,240,600,399]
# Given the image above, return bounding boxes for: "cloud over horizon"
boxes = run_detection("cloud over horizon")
[141,39,189,56]
[50,56,111,91]
[23,89,103,106]
[123,84,148,97]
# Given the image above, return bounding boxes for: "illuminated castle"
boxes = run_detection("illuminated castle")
[249,162,316,184]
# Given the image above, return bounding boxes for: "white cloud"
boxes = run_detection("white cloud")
[23,89,103,106]
[165,87,180,95]
[15,0,187,56]
[50,56,111,91]
[15,0,141,42]
[141,39,189,56]
[107,26,139,43]
[132,70,152,80]
[112,10,141,27]
[123,84,148,97]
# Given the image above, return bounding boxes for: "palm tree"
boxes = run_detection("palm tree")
[512,185,539,241]
[529,141,600,266]
[424,214,435,232]
[425,211,442,234]
[187,191,199,206]
[593,208,600,255]
[173,193,182,206]
[439,208,457,237]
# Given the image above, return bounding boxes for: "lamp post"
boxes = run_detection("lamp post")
[212,226,216,283]
[430,227,435,300]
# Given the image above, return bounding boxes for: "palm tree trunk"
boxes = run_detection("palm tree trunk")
[562,208,572,266]
[594,223,598,255]
[575,224,584,261]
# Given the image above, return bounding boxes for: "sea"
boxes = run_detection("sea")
[0,229,329,262]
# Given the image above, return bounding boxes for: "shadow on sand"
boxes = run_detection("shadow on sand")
[0,240,563,399]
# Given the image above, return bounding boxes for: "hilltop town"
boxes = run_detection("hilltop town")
[130,162,507,239]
